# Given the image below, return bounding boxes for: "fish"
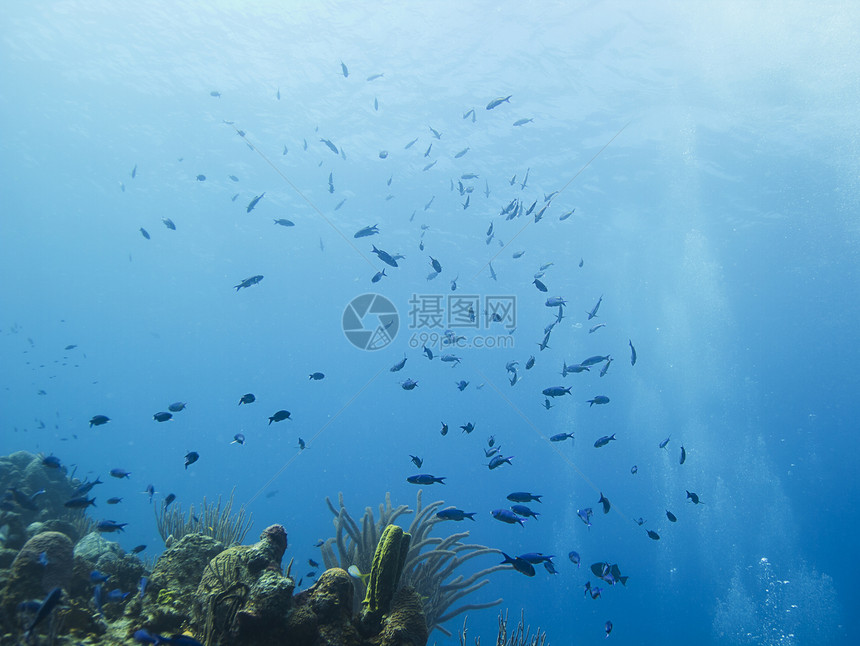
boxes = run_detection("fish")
[168,402,187,412]
[587,295,603,319]
[666,510,677,522]
[371,245,399,267]
[489,263,497,281]
[486,95,512,110]
[588,395,610,407]
[195,174,206,182]
[131,545,146,554]
[525,355,536,370]
[440,422,448,436]
[96,520,127,533]
[406,474,445,485]
[686,490,702,504]
[106,588,130,602]
[367,73,384,81]
[354,224,379,238]
[460,422,475,434]
[510,504,538,519]
[340,61,348,77]
[184,452,199,469]
[577,508,593,527]
[598,492,611,514]
[131,164,137,179]
[153,412,172,423]
[507,491,542,503]
[454,147,470,158]
[542,386,571,398]
[545,296,566,307]
[569,551,580,567]
[238,393,256,405]
[429,126,442,139]
[372,268,385,284]
[680,445,687,465]
[422,160,437,171]
[659,435,671,449]
[334,199,346,210]
[462,108,475,120]
[163,493,176,508]
[550,432,574,442]
[500,552,535,576]
[140,228,150,239]
[512,250,525,259]
[390,356,407,372]
[64,496,96,509]
[646,529,660,540]
[107,497,122,505]
[268,410,291,424]
[24,587,62,639]
[409,455,423,468]
[328,172,335,192]
[401,379,419,390]
[404,137,418,149]
[234,275,264,291]
[246,193,265,213]
[581,355,610,366]
[110,468,131,479]
[599,358,613,377]
[162,217,176,230]
[422,345,434,360]
[319,138,339,155]
[513,118,533,126]
[42,455,61,468]
[210,90,221,97]
[374,98,379,111]
[436,508,476,521]
[593,434,616,448]
[232,193,239,201]
[533,278,548,292]
[462,195,470,209]
[589,323,606,333]
[521,167,530,189]
[488,455,513,470]
[297,438,306,450]
[228,174,239,182]
[544,561,559,574]
[456,380,469,391]
[491,509,525,526]
[425,195,435,210]
[90,570,111,584]
[605,620,613,638]
[274,218,295,227]
[562,362,589,376]
[429,256,442,273]
[450,276,458,291]
[230,433,245,445]
[558,209,574,221]
[543,398,553,409]
[630,465,638,475]
[484,180,490,197]
[303,139,308,150]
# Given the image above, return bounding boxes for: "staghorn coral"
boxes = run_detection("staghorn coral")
[322,490,504,636]
[155,488,253,547]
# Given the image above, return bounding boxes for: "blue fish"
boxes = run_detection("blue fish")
[542,386,571,398]
[488,455,513,470]
[506,492,541,503]
[90,570,110,584]
[588,396,610,407]
[491,509,525,526]
[593,434,616,448]
[96,520,127,533]
[510,504,538,519]
[549,432,574,442]
[406,474,445,485]
[577,508,593,527]
[500,552,535,576]
[435,509,476,521]
[568,551,580,567]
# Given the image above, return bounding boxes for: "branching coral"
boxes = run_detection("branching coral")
[321,490,504,636]
[155,489,252,547]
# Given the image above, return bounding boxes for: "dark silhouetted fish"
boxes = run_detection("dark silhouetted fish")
[268,410,291,424]
[406,474,445,485]
[234,275,263,291]
[486,95,512,110]
[184,451,199,469]
[593,434,616,448]
[246,193,265,213]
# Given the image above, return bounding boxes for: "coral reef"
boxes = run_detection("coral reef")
[141,533,226,635]
[359,524,411,635]
[189,524,290,646]
[322,490,504,636]
[155,488,253,547]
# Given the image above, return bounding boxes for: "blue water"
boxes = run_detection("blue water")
[1,2,857,644]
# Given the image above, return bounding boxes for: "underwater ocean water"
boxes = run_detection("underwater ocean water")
[1,1,858,644]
